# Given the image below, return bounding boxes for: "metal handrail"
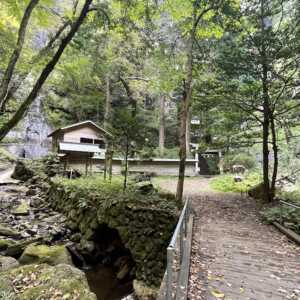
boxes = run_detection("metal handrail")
[165,197,190,300]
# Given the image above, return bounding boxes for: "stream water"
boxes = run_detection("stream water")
[85,264,133,300]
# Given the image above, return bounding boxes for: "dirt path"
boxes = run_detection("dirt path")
[155,177,300,300]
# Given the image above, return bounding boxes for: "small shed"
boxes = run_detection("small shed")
[48,120,113,174]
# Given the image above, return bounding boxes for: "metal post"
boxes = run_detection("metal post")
[180,224,183,264]
[166,247,174,300]
[280,201,283,225]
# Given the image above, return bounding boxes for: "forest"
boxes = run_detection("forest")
[0,0,300,300]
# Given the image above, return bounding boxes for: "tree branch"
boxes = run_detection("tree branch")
[0,0,40,112]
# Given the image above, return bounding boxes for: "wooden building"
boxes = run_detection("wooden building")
[48,120,113,174]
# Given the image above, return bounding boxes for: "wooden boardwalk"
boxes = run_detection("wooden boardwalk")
[188,190,300,300]
[154,177,300,299]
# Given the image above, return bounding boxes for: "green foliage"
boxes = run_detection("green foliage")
[223,152,257,171]
[210,172,262,193]
[52,175,176,213]
[262,190,300,234]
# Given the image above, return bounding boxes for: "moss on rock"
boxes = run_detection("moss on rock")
[0,256,19,271]
[0,263,96,300]
[13,201,30,216]
[0,224,20,237]
[0,239,15,251]
[19,244,73,266]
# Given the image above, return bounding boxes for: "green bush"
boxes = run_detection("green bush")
[223,152,257,171]
[210,172,262,193]
[262,190,300,234]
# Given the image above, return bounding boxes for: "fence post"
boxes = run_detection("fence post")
[280,201,283,225]
[166,247,174,300]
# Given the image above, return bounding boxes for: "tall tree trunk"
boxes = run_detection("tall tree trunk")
[159,95,165,157]
[270,114,278,198]
[186,108,191,156]
[123,137,129,191]
[104,74,113,180]
[119,77,136,117]
[261,0,271,202]
[104,74,111,129]
[0,0,40,112]
[176,39,193,206]
[0,0,93,141]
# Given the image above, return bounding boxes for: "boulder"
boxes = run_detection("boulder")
[0,224,20,238]
[0,263,97,300]
[0,255,19,271]
[13,201,30,216]
[19,244,73,266]
[0,239,15,251]
[248,182,265,199]
[11,160,34,181]
[135,182,155,195]
[133,280,157,300]
[234,175,243,183]
[5,237,42,257]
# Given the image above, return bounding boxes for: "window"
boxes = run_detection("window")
[80,138,93,144]
[94,139,105,149]
[80,137,106,149]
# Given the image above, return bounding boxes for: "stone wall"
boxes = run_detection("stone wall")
[48,177,178,291]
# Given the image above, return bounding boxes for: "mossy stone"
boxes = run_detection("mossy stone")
[0,255,19,271]
[0,224,20,237]
[19,244,73,266]
[13,201,30,216]
[0,263,96,299]
[0,239,15,251]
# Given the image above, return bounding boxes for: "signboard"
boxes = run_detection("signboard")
[191,118,200,125]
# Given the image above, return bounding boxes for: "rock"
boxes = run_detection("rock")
[133,280,157,300]
[25,187,37,196]
[117,262,131,280]
[234,175,243,183]
[0,263,97,299]
[13,201,30,216]
[19,244,73,266]
[79,238,95,253]
[0,255,19,271]
[0,224,20,237]
[135,182,155,195]
[248,182,265,199]
[5,238,42,257]
[11,160,34,181]
[70,233,82,243]
[0,239,15,251]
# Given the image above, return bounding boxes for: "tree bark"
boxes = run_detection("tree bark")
[0,0,40,112]
[103,74,111,179]
[0,0,93,141]
[176,42,193,206]
[261,0,271,202]
[104,74,111,129]
[270,114,278,198]
[159,95,165,157]
[186,108,191,156]
[123,137,129,191]
[119,77,137,117]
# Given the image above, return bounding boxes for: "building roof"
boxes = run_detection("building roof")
[59,142,105,153]
[48,120,113,138]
